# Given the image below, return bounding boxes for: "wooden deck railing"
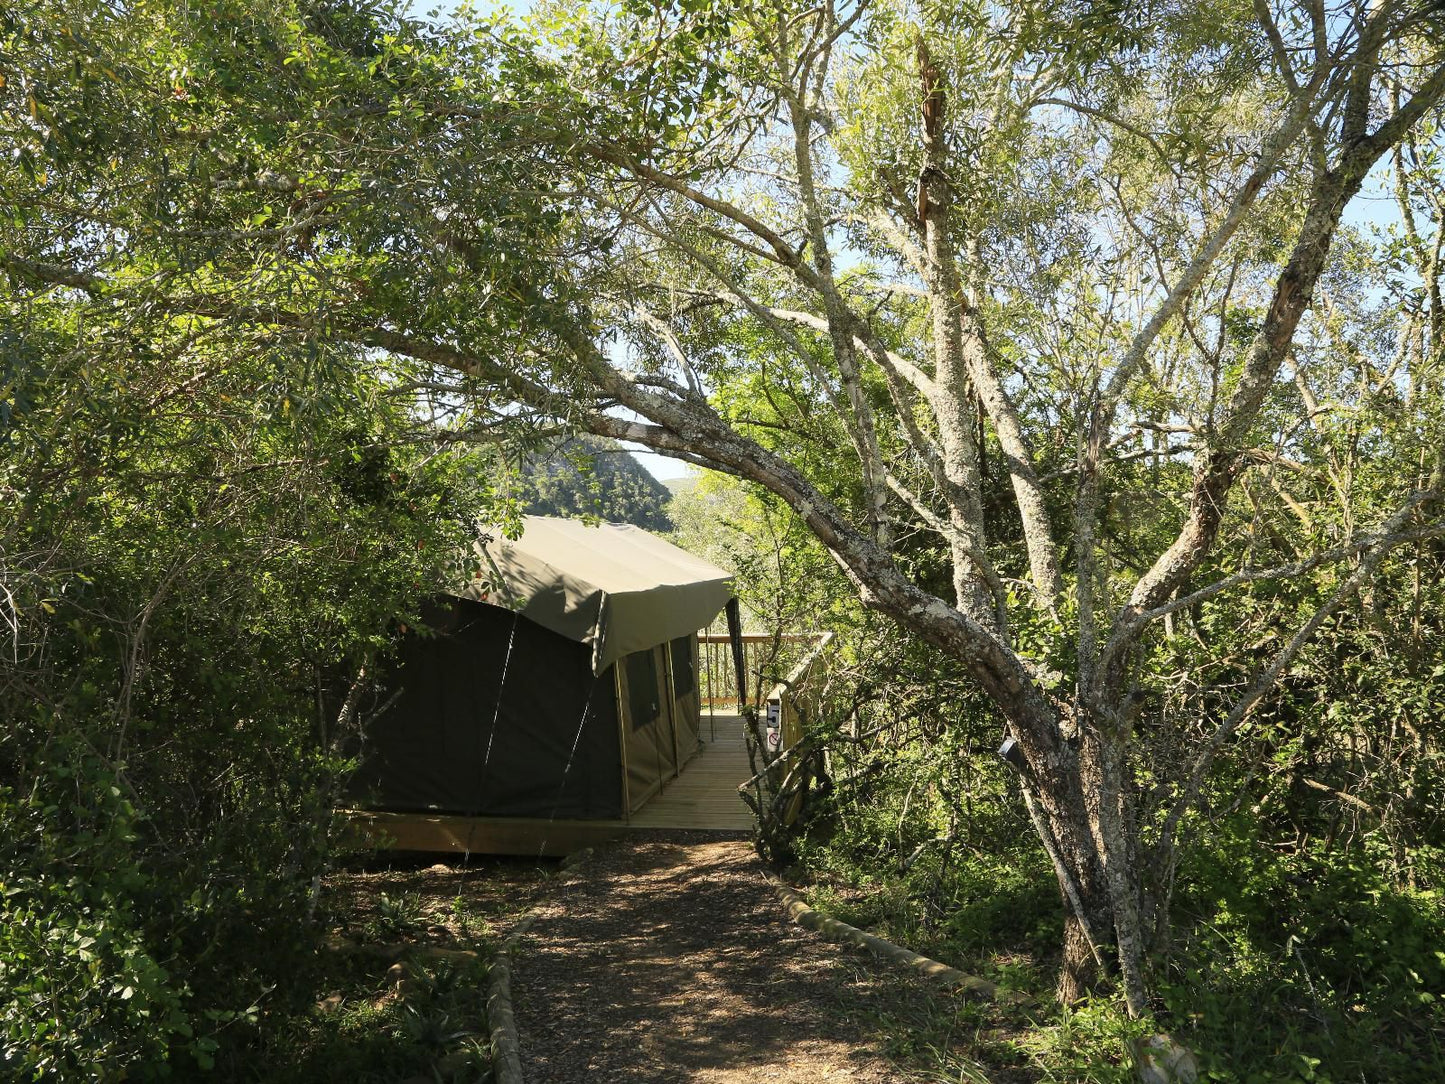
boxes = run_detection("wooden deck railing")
[738,631,836,851]
[695,624,837,849]
[759,631,834,765]
[698,630,819,713]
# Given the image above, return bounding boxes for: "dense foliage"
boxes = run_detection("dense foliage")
[526,0,1445,1023]
[677,460,1442,1077]
[0,310,499,1076]
[686,415,1445,1079]
[0,2,535,1076]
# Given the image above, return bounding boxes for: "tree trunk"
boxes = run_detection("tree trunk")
[1047,785,1114,1001]
[1050,801,1113,1003]
[1007,700,1150,1008]
[1059,913,1102,1003]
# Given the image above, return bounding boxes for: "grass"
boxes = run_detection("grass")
[793,826,1445,1084]
[241,951,494,1084]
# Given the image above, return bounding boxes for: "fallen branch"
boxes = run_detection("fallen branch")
[770,880,1034,1006]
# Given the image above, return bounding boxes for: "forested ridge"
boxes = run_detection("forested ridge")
[2,0,1443,1080]
[519,434,674,531]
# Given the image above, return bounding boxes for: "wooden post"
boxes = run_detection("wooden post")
[705,623,717,740]
[614,665,631,819]
[653,645,672,783]
[725,598,748,709]
[663,644,681,779]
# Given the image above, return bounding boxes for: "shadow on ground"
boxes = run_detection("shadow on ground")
[511,832,955,1083]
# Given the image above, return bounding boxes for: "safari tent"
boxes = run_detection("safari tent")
[345,516,738,839]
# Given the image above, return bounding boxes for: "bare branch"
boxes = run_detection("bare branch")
[1141,513,1444,624]
[1151,496,1433,867]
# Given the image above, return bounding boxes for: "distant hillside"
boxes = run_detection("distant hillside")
[521,434,673,532]
[663,475,697,499]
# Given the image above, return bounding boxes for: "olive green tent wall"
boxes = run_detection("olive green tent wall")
[669,635,703,768]
[345,518,730,823]
[345,598,623,818]
[346,601,710,819]
[615,636,705,813]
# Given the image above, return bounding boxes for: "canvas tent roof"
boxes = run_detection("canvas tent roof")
[457,516,733,674]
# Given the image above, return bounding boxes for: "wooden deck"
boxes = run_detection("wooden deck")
[344,714,756,856]
[629,714,754,831]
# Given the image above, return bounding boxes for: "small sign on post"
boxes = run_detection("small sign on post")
[765,699,782,752]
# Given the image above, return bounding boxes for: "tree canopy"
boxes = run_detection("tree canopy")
[5,0,1445,1075]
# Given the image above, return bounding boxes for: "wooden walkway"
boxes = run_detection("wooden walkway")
[629,713,753,831]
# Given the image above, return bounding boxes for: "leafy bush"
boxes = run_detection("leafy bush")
[0,749,196,1079]
[1163,830,1445,1082]
[0,317,495,1077]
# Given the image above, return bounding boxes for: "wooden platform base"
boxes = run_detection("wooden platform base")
[344,715,756,856]
[345,810,632,857]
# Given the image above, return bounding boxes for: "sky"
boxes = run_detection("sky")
[629,447,693,482]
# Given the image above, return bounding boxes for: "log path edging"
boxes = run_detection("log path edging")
[770,878,1035,1007]
[489,846,596,1084]
[487,913,536,1084]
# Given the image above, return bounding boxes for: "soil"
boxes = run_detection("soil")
[329,850,554,947]
[511,831,947,1083]
[329,832,1024,1083]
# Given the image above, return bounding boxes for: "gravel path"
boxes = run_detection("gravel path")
[510,832,932,1083]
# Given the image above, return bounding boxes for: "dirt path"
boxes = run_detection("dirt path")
[510,831,939,1083]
